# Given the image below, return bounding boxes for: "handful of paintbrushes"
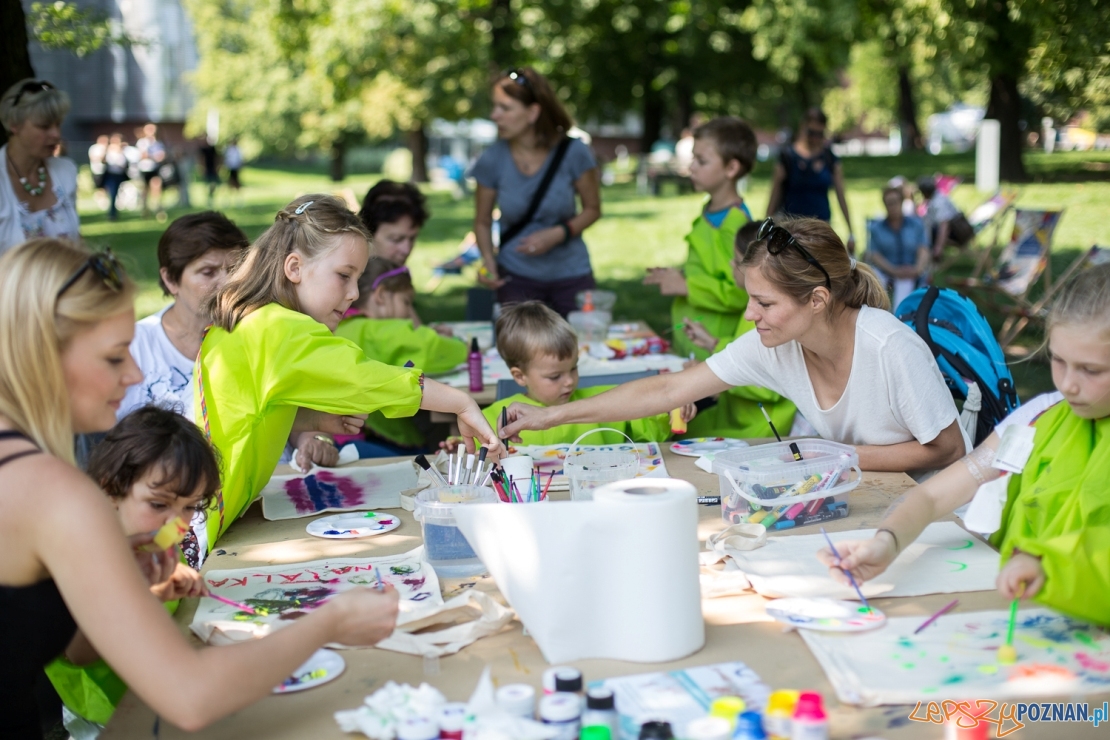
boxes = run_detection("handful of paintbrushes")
[415,447,552,502]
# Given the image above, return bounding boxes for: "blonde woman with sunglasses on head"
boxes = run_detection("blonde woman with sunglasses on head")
[503,218,969,477]
[0,239,402,738]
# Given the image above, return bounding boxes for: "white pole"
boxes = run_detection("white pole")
[976,119,1001,191]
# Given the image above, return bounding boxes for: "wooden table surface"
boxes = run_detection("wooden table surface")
[104,451,1108,739]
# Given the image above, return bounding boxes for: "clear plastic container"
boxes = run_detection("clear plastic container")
[576,289,617,312]
[568,309,612,343]
[414,485,497,577]
[711,440,861,531]
[563,429,639,501]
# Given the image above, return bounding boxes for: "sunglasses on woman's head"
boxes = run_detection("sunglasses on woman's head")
[57,249,124,298]
[757,219,832,290]
[505,69,531,89]
[12,80,55,107]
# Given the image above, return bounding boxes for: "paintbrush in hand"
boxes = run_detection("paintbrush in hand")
[821,527,873,614]
[998,582,1026,664]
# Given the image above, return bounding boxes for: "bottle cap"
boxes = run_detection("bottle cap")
[581,726,612,740]
[638,720,674,739]
[542,666,571,694]
[470,337,480,353]
[793,691,827,721]
[395,716,438,740]
[438,703,467,732]
[684,716,731,740]
[539,693,582,723]
[765,689,800,715]
[554,667,583,693]
[496,684,536,718]
[586,686,615,711]
[735,711,767,739]
[708,695,745,726]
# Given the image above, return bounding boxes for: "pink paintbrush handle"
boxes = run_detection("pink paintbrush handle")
[209,593,256,614]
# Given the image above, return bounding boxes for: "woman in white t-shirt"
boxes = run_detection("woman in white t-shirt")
[119,211,249,418]
[502,217,969,474]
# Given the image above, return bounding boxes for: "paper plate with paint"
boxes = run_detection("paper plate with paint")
[273,649,345,693]
[767,597,886,632]
[670,438,750,457]
[306,511,400,539]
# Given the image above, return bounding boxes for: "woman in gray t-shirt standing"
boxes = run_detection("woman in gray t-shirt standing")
[472,67,602,316]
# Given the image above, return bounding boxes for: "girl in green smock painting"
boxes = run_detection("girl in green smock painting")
[821,264,1110,626]
[195,195,502,549]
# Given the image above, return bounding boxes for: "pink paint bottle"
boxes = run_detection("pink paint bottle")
[438,702,466,739]
[790,691,827,740]
[468,337,483,392]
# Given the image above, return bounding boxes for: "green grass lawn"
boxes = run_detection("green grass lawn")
[78,148,1110,400]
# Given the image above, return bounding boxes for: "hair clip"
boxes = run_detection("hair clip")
[849,257,857,272]
[294,201,314,215]
[370,265,411,292]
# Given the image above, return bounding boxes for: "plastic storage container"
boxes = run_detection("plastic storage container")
[576,289,617,313]
[568,308,612,343]
[711,440,860,531]
[563,429,640,501]
[414,485,497,577]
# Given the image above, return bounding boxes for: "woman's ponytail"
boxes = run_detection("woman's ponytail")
[847,262,891,312]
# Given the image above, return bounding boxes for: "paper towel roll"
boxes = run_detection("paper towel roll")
[453,477,705,663]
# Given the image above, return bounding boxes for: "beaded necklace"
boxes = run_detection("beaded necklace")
[6,151,48,197]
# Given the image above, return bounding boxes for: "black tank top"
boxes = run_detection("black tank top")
[0,430,78,739]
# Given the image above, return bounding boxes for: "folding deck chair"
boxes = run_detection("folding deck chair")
[995,244,1108,350]
[960,190,1019,279]
[952,209,1065,352]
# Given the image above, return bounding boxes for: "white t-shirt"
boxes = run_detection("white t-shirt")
[706,305,971,451]
[118,306,196,420]
[993,392,1064,436]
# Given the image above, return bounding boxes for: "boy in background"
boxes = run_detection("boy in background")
[681,221,797,438]
[484,301,696,445]
[644,117,756,360]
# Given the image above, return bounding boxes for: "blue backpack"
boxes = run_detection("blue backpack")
[895,286,1020,445]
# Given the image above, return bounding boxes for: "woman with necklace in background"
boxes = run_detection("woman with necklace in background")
[0,79,80,255]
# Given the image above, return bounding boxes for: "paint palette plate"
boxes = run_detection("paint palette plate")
[766,597,886,632]
[670,438,750,457]
[273,649,345,693]
[305,511,400,539]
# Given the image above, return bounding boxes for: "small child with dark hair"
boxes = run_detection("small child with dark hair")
[89,405,221,591]
[645,116,757,360]
[681,221,797,438]
[46,406,222,728]
[336,258,468,453]
[482,301,696,445]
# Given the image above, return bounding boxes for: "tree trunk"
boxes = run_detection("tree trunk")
[0,0,35,147]
[329,139,346,182]
[640,86,664,154]
[897,65,923,151]
[488,0,514,73]
[408,125,428,183]
[985,73,1028,182]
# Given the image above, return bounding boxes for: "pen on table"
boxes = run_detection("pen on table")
[759,402,802,461]
[820,527,873,614]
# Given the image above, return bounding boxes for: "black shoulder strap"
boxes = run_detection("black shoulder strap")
[500,136,574,247]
